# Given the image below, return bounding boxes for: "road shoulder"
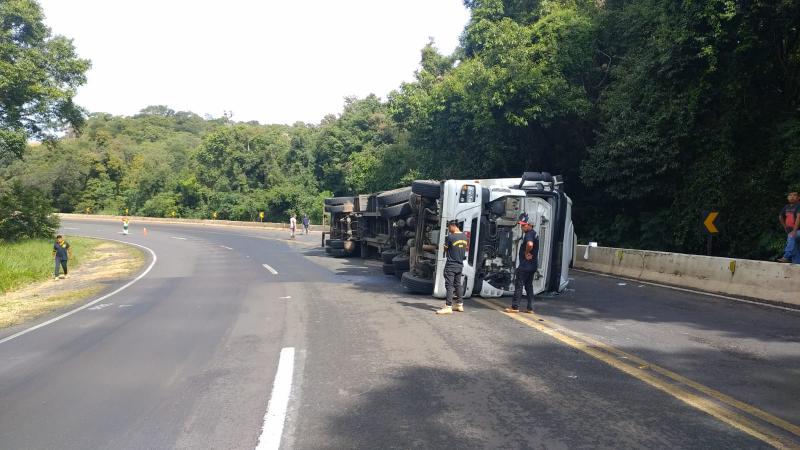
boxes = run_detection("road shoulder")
[0,239,145,329]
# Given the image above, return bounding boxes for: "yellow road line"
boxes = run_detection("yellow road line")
[475,298,800,450]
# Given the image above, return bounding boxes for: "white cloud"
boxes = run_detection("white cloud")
[37,0,470,124]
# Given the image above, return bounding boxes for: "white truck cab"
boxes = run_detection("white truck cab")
[423,173,574,299]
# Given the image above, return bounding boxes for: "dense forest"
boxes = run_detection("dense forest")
[2,0,799,260]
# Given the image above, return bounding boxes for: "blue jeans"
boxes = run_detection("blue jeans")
[54,257,68,276]
[783,234,800,263]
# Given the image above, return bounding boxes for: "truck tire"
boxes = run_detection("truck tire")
[325,246,333,254]
[381,249,399,264]
[329,239,345,249]
[382,263,395,275]
[324,196,355,206]
[325,203,354,213]
[379,202,411,218]
[401,272,434,295]
[376,187,412,207]
[392,254,410,272]
[412,180,440,199]
[393,258,409,279]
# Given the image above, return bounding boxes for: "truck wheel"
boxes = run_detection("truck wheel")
[392,254,410,272]
[401,272,435,294]
[379,202,411,218]
[411,180,440,199]
[376,187,412,207]
[382,263,395,275]
[325,203,354,213]
[381,249,399,264]
[325,246,333,254]
[329,239,345,249]
[324,196,355,206]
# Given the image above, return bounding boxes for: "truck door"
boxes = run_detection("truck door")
[433,182,481,299]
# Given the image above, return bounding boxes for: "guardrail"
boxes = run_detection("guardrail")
[57,213,326,232]
[576,245,800,307]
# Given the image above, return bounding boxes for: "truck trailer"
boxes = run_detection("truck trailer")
[323,172,575,299]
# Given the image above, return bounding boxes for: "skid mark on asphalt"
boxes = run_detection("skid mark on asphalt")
[475,298,800,449]
[256,347,295,450]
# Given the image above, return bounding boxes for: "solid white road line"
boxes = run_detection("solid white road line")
[0,239,158,346]
[262,264,278,275]
[256,347,295,450]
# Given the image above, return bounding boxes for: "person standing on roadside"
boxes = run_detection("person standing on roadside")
[302,214,310,235]
[289,214,297,239]
[506,213,538,314]
[122,216,130,235]
[52,235,72,280]
[778,191,800,263]
[436,220,468,315]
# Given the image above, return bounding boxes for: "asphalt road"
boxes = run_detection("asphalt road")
[0,219,797,449]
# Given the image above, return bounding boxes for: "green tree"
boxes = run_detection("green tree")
[0,181,58,241]
[0,0,90,161]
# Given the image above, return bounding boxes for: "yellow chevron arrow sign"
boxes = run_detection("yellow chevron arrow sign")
[704,211,719,234]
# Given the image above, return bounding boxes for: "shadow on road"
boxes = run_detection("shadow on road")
[309,356,780,449]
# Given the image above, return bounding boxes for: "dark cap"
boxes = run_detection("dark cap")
[517,213,531,225]
[446,220,460,227]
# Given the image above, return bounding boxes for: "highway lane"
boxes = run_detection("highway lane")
[0,220,303,449]
[0,219,797,449]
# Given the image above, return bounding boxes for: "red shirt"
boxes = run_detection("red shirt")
[781,203,799,230]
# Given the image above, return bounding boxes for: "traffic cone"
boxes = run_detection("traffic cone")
[143,227,148,236]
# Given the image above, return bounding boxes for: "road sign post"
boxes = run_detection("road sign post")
[703,211,719,256]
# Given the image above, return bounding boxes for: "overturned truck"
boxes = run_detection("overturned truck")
[323,172,575,298]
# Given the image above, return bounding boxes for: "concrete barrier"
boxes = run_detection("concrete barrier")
[57,213,327,232]
[575,245,800,307]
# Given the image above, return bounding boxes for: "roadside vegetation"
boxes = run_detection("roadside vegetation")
[0,237,101,294]
[1,0,799,260]
[0,238,144,328]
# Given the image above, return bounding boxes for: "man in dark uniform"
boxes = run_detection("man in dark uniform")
[436,220,468,315]
[506,213,538,314]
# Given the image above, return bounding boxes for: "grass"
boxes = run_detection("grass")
[0,239,144,329]
[0,237,102,294]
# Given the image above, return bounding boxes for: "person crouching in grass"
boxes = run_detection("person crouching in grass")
[52,235,72,280]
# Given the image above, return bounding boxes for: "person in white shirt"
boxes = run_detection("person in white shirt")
[289,214,297,239]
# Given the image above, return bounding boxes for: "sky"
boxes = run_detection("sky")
[37,0,471,125]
